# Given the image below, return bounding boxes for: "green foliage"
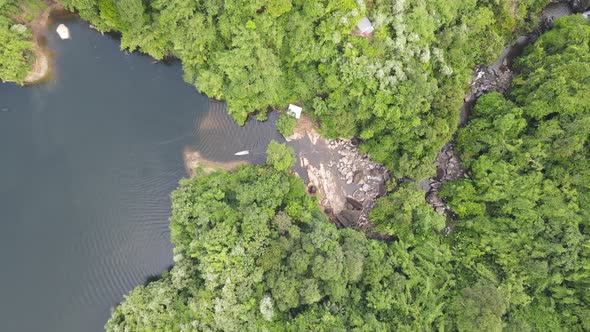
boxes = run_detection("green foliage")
[452,280,509,332]
[98,0,121,31]
[266,140,295,172]
[370,183,445,242]
[0,1,580,330]
[0,1,36,84]
[105,13,590,332]
[275,112,297,137]
[0,19,33,84]
[267,0,292,18]
[441,16,590,331]
[106,164,454,331]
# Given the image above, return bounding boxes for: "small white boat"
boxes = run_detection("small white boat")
[234,150,250,156]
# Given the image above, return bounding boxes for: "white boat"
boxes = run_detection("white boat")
[234,150,249,156]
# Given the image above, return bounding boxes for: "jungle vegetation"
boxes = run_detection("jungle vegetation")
[0,0,42,84]
[106,16,590,331]
[106,144,457,331]
[275,111,297,137]
[439,15,590,330]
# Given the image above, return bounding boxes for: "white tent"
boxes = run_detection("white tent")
[583,11,590,19]
[357,17,374,34]
[56,24,70,39]
[288,104,302,119]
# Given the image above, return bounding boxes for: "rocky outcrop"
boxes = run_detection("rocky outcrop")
[287,116,391,233]
[571,0,590,12]
[542,2,574,24]
[329,139,390,229]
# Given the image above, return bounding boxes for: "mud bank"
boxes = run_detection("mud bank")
[22,2,72,84]
[23,4,53,84]
[183,147,248,177]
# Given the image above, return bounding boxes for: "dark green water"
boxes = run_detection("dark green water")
[0,16,282,332]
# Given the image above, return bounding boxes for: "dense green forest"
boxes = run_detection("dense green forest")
[0,0,39,84]
[106,143,456,331]
[439,15,590,330]
[48,0,550,178]
[106,16,590,331]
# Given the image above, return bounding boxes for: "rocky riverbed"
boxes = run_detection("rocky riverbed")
[419,142,464,229]
[286,116,391,234]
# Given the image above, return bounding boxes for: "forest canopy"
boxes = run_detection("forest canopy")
[106,146,456,331]
[0,0,37,84]
[2,1,590,331]
[440,15,590,330]
[106,16,590,331]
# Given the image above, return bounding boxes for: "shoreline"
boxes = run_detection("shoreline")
[183,147,248,177]
[23,2,66,85]
[23,7,50,84]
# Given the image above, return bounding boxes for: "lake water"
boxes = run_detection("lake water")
[0,15,283,332]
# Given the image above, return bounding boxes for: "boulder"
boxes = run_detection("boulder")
[346,196,364,210]
[574,0,590,12]
[353,171,364,184]
[337,210,361,228]
[426,192,439,205]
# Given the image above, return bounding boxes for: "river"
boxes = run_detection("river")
[0,15,282,332]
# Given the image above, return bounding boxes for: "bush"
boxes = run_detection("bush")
[266,140,296,172]
[276,112,297,137]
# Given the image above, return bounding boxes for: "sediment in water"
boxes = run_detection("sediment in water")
[23,3,67,84]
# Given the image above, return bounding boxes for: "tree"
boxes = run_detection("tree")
[0,17,33,84]
[370,184,445,242]
[441,16,590,331]
[453,281,508,332]
[48,0,554,179]
[266,140,295,172]
[106,163,455,331]
[276,112,297,137]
